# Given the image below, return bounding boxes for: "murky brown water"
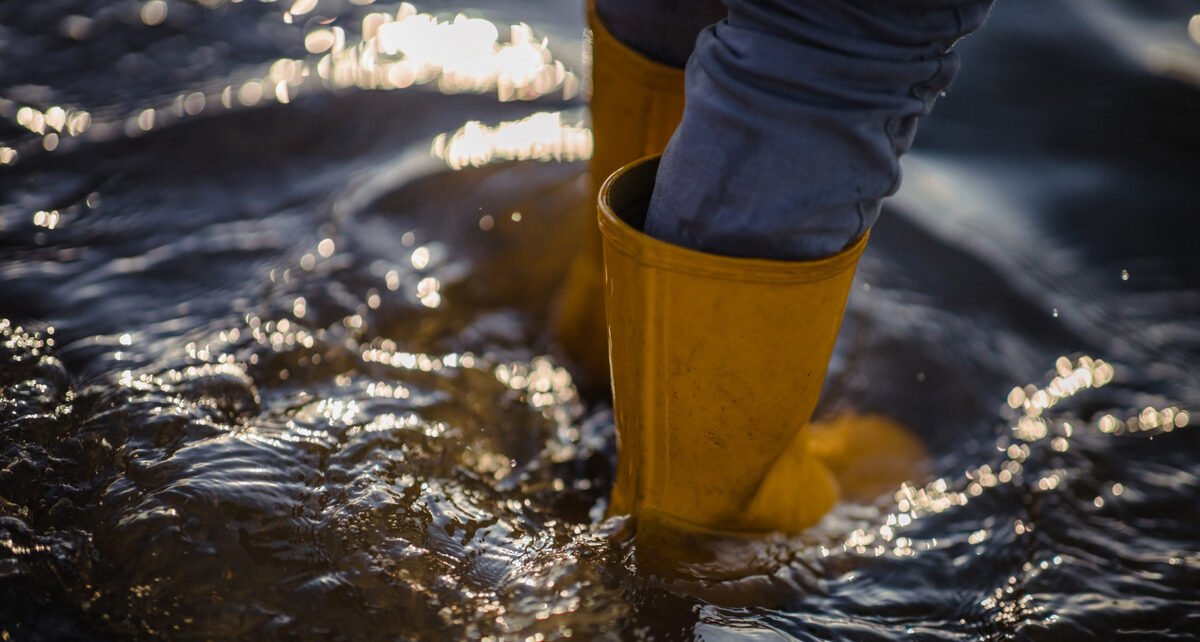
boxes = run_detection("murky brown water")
[2,0,1200,640]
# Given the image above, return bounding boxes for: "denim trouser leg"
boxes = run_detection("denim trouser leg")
[592,0,725,68]
[592,0,994,261]
[639,0,994,260]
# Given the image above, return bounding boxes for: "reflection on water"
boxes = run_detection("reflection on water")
[838,357,1116,560]
[6,103,91,159]
[2,0,1200,640]
[432,111,593,170]
[313,4,579,100]
[0,0,578,165]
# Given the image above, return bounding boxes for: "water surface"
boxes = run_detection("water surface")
[2,0,1199,639]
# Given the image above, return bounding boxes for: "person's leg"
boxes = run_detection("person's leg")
[645,0,994,260]
[555,0,724,386]
[592,0,726,68]
[597,0,994,535]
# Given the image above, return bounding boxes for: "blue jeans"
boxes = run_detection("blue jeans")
[595,0,993,260]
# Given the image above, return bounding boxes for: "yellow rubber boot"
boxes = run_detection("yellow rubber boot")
[553,2,685,386]
[808,413,929,504]
[599,156,871,534]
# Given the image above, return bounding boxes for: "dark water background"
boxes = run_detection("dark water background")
[2,0,1200,639]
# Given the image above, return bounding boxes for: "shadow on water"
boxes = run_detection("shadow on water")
[2,0,1199,640]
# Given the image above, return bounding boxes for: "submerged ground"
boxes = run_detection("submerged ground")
[2,0,1199,639]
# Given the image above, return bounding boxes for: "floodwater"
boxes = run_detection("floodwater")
[2,0,1199,639]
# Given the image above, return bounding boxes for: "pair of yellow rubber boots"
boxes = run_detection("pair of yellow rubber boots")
[556,6,925,535]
